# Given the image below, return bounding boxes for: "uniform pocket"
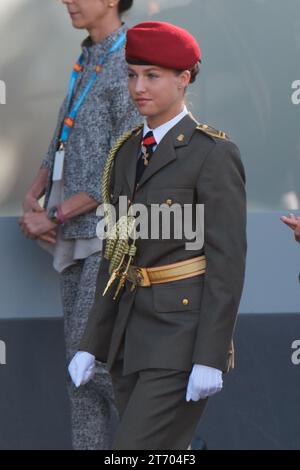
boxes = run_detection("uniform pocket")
[146,187,194,206]
[152,278,203,313]
[145,188,195,242]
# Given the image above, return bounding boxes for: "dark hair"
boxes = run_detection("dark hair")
[189,62,200,84]
[118,0,133,14]
[127,60,200,85]
[176,62,200,85]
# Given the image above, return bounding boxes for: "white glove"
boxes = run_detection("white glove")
[186,364,223,402]
[68,351,96,387]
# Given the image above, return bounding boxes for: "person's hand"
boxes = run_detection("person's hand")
[19,215,57,244]
[68,351,96,387]
[22,193,44,214]
[38,229,57,245]
[18,211,57,239]
[281,213,300,243]
[186,364,223,402]
[281,213,300,230]
[20,193,57,244]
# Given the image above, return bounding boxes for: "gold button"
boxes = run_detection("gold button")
[182,298,189,306]
[166,199,173,206]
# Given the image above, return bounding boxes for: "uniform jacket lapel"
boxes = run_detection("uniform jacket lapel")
[122,114,199,197]
[123,126,143,197]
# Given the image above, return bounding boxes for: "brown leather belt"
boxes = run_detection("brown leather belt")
[126,255,206,287]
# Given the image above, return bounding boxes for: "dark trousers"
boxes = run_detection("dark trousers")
[110,355,207,450]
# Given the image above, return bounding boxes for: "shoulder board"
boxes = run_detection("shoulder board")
[196,123,229,140]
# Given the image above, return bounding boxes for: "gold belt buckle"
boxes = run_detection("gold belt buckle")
[136,268,151,287]
[127,266,150,287]
[127,266,141,287]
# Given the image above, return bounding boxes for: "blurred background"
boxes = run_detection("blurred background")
[1,0,300,213]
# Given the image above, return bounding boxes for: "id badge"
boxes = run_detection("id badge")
[52,150,65,181]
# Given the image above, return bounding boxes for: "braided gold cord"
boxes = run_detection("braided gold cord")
[108,215,137,274]
[101,125,143,275]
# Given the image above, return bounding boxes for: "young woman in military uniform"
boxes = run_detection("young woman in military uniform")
[69,21,247,450]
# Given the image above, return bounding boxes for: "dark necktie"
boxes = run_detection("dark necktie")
[135,131,157,187]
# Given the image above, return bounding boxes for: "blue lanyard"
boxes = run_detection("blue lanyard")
[60,32,126,145]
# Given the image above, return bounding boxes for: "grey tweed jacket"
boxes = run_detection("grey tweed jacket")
[41,24,141,239]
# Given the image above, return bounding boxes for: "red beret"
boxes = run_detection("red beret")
[126,21,201,70]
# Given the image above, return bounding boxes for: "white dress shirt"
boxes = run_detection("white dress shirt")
[142,106,189,152]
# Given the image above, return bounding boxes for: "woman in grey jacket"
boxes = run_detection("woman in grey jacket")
[19,0,140,450]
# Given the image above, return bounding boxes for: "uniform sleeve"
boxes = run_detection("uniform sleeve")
[79,256,119,362]
[79,153,121,359]
[192,140,247,372]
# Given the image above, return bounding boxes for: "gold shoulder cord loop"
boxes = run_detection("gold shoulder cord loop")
[101,124,143,298]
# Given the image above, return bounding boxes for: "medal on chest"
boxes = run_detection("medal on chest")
[141,145,150,166]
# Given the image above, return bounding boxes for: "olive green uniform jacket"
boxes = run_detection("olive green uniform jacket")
[80,114,247,376]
